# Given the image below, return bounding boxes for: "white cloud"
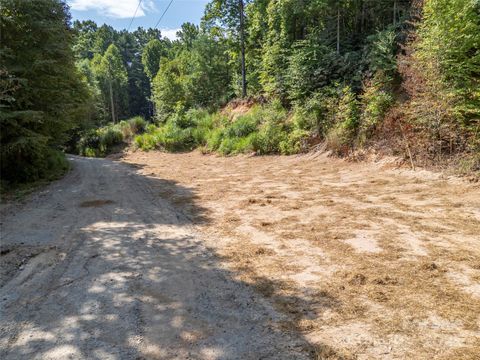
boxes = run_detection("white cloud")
[160,28,180,41]
[70,0,155,19]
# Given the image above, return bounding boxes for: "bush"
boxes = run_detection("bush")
[225,116,258,138]
[280,129,310,155]
[159,123,196,151]
[77,117,146,157]
[205,127,225,151]
[117,116,147,139]
[77,129,102,157]
[358,74,394,144]
[217,133,257,155]
[134,131,159,151]
[134,102,309,156]
[252,121,288,154]
[292,87,340,136]
[100,127,123,149]
[325,86,360,154]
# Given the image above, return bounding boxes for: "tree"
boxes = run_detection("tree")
[142,39,165,80]
[91,44,128,123]
[0,0,90,182]
[177,22,200,49]
[73,20,98,59]
[203,0,248,97]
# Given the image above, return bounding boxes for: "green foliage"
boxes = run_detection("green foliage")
[286,38,339,102]
[1,0,90,183]
[135,123,194,152]
[252,121,287,155]
[152,33,231,121]
[90,44,129,122]
[133,100,309,156]
[317,85,360,154]
[142,39,165,80]
[365,29,398,76]
[135,109,218,152]
[77,117,146,157]
[225,116,258,138]
[358,74,394,143]
[416,0,480,133]
[279,129,310,155]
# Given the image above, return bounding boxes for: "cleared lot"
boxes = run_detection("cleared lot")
[1,152,479,359]
[124,150,480,359]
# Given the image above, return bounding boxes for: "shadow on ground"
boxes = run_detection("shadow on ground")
[0,156,344,359]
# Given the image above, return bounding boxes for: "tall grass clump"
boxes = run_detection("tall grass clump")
[78,116,146,157]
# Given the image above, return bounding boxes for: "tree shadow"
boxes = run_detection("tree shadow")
[0,156,344,359]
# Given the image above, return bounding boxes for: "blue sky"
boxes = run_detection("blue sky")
[67,0,210,39]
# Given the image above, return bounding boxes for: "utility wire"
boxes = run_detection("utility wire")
[127,0,143,32]
[154,0,175,29]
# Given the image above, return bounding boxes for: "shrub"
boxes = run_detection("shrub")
[205,128,225,151]
[280,129,310,155]
[159,122,196,151]
[77,117,146,157]
[292,87,340,136]
[252,121,288,154]
[365,28,398,76]
[358,74,394,144]
[225,116,258,138]
[134,102,308,156]
[217,133,257,155]
[100,127,123,149]
[134,131,159,151]
[117,116,147,139]
[325,86,360,154]
[77,129,101,157]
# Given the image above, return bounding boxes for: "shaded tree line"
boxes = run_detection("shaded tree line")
[1,0,479,185]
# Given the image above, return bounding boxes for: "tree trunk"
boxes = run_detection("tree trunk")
[361,0,365,33]
[336,6,340,55]
[109,78,115,123]
[393,0,397,27]
[239,0,247,98]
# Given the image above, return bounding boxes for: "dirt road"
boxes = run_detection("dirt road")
[0,156,310,359]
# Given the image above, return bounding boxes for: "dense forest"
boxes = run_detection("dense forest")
[1,0,479,185]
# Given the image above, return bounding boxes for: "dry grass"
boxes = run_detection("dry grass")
[123,150,480,359]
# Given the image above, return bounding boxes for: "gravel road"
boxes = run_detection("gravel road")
[0,156,309,359]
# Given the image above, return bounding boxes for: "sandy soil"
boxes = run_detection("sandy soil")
[120,150,480,359]
[1,152,479,359]
[0,156,310,359]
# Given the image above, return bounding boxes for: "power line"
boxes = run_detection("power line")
[127,0,143,32]
[153,0,175,29]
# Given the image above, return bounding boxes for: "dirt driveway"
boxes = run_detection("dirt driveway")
[1,152,479,359]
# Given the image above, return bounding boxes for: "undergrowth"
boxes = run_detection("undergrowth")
[134,101,312,156]
[78,116,146,157]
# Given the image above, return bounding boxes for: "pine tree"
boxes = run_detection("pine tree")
[1,0,90,182]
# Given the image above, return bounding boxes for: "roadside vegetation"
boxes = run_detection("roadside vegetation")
[1,0,479,189]
[134,102,309,155]
[77,116,146,157]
